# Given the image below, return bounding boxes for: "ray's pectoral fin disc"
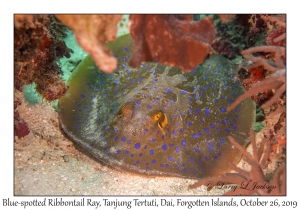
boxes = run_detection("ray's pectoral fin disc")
[58,34,255,179]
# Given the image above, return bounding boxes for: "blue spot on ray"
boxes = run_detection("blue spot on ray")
[149,150,154,156]
[220,107,226,112]
[205,108,210,116]
[134,143,141,149]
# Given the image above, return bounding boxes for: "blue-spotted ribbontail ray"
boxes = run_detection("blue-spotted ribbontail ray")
[58,34,255,179]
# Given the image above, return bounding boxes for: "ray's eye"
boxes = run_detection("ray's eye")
[154,111,168,129]
[154,113,162,121]
[118,102,135,121]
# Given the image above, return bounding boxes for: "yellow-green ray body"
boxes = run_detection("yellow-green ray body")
[58,34,255,179]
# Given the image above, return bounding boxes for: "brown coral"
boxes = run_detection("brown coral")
[238,66,273,106]
[228,15,286,115]
[129,15,217,72]
[14,15,71,101]
[55,14,122,74]
[227,46,286,115]
[218,14,235,23]
[263,15,286,47]
[14,98,30,138]
[189,130,286,195]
